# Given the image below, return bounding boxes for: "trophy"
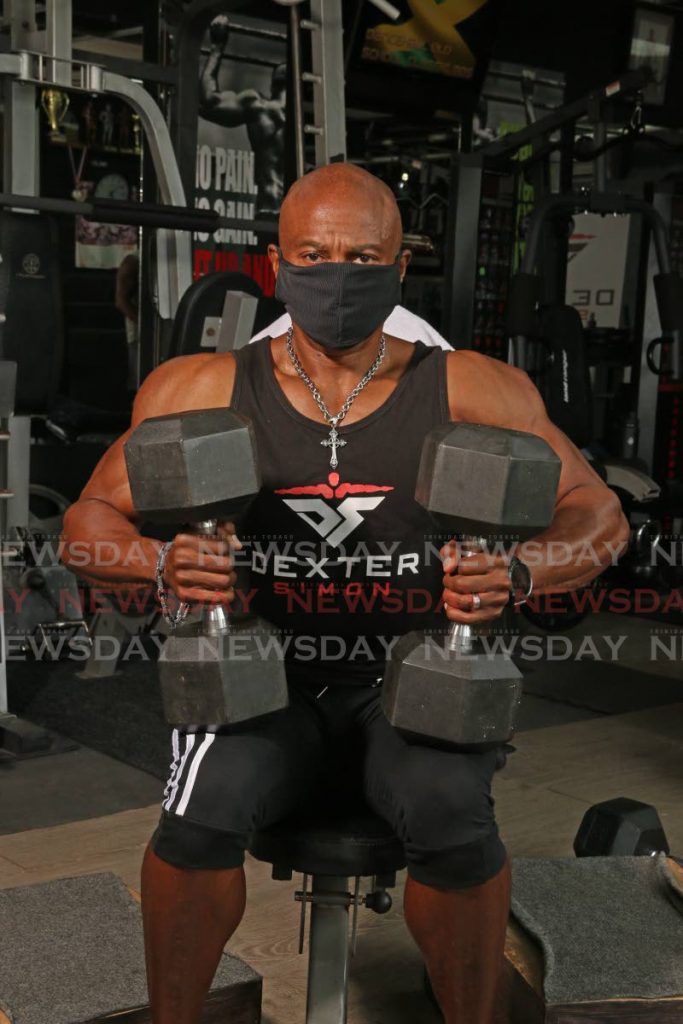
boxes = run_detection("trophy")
[41,89,70,142]
[132,113,142,154]
[72,180,92,203]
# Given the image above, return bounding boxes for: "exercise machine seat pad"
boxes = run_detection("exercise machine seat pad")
[0,211,63,414]
[538,304,593,449]
[250,801,406,877]
[167,270,283,357]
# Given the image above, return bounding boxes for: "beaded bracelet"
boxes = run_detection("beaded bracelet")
[155,541,189,629]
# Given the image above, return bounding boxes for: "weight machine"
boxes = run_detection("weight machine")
[442,67,653,349]
[443,63,683,479]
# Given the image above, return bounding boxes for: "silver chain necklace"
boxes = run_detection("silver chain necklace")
[285,325,386,469]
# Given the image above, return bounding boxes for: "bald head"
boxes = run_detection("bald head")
[276,163,404,264]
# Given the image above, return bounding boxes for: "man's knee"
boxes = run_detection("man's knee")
[406,830,508,890]
[151,811,248,870]
[398,754,506,889]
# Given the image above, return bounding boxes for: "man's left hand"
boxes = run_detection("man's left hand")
[441,541,511,624]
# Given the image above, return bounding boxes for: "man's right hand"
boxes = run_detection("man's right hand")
[209,15,230,50]
[163,522,241,608]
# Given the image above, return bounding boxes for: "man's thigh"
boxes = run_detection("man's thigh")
[152,686,327,869]
[358,695,506,888]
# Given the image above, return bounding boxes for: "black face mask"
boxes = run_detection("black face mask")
[274,252,402,350]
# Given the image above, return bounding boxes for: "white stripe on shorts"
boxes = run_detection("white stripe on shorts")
[162,728,181,805]
[175,733,216,817]
[163,733,196,812]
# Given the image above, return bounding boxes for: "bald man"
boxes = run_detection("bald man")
[63,164,628,1024]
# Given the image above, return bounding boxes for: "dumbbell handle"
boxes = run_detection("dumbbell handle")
[193,519,231,637]
[446,535,489,655]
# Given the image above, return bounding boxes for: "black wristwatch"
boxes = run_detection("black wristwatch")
[508,556,533,606]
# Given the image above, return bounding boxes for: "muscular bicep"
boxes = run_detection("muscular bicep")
[76,351,235,520]
[78,431,138,521]
[447,350,607,504]
[519,390,606,505]
[76,364,182,522]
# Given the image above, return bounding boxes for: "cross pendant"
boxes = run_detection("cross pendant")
[321,426,347,468]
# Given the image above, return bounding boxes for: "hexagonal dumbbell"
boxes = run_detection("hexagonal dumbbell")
[124,407,289,728]
[574,798,670,858]
[382,423,561,750]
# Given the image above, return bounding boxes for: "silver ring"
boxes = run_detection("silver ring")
[471,593,482,611]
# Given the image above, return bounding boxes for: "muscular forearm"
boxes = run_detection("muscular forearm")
[62,499,162,591]
[518,485,630,593]
[199,49,222,107]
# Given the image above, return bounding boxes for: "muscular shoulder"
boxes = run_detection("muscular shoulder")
[131,352,236,427]
[446,350,544,430]
[238,89,264,109]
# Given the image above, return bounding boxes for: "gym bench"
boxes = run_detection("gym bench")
[251,795,406,1024]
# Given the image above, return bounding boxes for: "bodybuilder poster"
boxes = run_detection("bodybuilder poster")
[193,10,286,295]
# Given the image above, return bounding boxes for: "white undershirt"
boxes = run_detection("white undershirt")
[249,305,453,350]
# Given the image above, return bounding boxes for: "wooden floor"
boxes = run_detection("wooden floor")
[2,703,683,1023]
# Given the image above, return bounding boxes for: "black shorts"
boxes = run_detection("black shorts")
[152,673,506,890]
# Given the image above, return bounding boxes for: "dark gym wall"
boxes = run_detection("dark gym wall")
[345,0,639,123]
[491,0,634,100]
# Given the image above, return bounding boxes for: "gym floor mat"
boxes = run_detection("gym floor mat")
[511,855,683,1004]
[0,746,163,835]
[521,657,683,714]
[0,872,260,1024]
[7,656,171,779]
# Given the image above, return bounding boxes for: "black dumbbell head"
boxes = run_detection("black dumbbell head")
[415,422,561,538]
[124,407,260,523]
[158,617,288,727]
[574,797,670,857]
[382,632,522,750]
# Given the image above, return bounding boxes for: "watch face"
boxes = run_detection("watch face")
[94,173,129,201]
[511,557,532,594]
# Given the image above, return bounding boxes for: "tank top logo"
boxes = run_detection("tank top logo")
[275,472,394,548]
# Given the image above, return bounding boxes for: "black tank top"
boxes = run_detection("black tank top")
[231,338,451,682]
